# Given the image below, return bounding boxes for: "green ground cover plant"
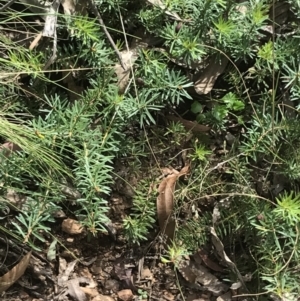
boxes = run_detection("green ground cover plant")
[1,0,300,299]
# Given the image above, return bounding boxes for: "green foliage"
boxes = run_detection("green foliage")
[1,0,300,299]
[164,121,189,146]
[135,50,193,103]
[195,92,245,129]
[161,242,188,268]
[137,289,148,300]
[12,195,61,250]
[249,192,300,296]
[273,192,300,225]
[175,216,208,253]
[123,180,156,244]
[190,142,212,162]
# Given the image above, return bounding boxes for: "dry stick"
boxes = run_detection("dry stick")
[43,32,57,71]
[32,1,59,88]
[0,0,17,12]
[42,0,60,70]
[89,0,126,70]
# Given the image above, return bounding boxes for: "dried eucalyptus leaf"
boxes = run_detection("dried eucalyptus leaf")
[177,257,228,296]
[194,55,228,95]
[157,165,190,241]
[0,251,32,293]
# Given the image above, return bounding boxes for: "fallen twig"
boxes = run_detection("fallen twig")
[89,0,126,70]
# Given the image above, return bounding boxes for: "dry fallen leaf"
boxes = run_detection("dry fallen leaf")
[157,165,190,241]
[61,0,76,15]
[0,251,32,293]
[141,267,153,280]
[177,256,228,296]
[115,50,137,94]
[92,295,115,301]
[114,262,135,290]
[163,291,175,301]
[61,184,81,200]
[210,227,246,289]
[57,258,77,286]
[0,141,22,158]
[230,282,242,290]
[62,218,84,234]
[117,289,133,301]
[216,291,232,301]
[5,188,27,209]
[114,29,161,94]
[58,259,98,301]
[196,249,223,272]
[67,278,88,301]
[194,55,228,95]
[58,257,99,301]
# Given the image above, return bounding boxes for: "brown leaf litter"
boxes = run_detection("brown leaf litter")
[0,251,32,293]
[62,218,84,235]
[194,54,228,95]
[157,165,190,241]
[177,255,228,296]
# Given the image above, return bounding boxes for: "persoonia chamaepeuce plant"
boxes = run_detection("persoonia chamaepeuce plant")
[0,0,195,249]
[1,1,300,299]
[123,179,156,245]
